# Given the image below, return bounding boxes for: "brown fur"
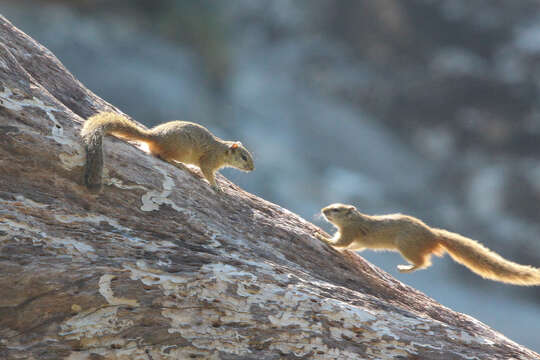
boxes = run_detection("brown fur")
[318,203,540,285]
[80,112,254,191]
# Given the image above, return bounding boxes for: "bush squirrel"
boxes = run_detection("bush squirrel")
[317,203,540,285]
[80,112,254,191]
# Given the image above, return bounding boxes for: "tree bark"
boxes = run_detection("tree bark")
[0,15,538,360]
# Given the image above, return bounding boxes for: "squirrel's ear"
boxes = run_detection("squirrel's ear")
[230,143,239,150]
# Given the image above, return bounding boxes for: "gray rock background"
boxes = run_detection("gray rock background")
[3,0,540,350]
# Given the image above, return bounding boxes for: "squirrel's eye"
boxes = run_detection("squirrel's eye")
[241,154,247,161]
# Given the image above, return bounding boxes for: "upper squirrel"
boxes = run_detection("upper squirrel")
[317,203,540,286]
[80,112,254,191]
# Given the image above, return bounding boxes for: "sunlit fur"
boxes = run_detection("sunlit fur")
[319,203,540,285]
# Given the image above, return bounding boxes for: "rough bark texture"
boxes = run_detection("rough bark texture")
[0,15,538,360]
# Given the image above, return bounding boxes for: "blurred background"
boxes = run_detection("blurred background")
[2,0,540,350]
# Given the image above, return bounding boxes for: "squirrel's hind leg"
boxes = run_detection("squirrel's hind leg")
[397,246,432,273]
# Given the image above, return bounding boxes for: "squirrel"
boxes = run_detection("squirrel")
[317,203,540,286]
[80,112,254,191]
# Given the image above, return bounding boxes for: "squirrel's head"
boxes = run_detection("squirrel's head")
[321,203,357,224]
[226,142,255,172]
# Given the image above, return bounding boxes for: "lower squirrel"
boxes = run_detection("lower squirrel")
[317,203,540,286]
[80,112,254,191]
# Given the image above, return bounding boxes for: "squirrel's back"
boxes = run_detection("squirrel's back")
[144,121,223,164]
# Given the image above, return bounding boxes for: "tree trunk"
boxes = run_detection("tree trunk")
[0,15,538,360]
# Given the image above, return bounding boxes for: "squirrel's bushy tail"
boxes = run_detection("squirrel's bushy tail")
[81,112,150,191]
[436,229,540,285]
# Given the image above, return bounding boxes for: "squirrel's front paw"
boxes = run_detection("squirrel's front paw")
[315,231,332,244]
[211,184,223,193]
